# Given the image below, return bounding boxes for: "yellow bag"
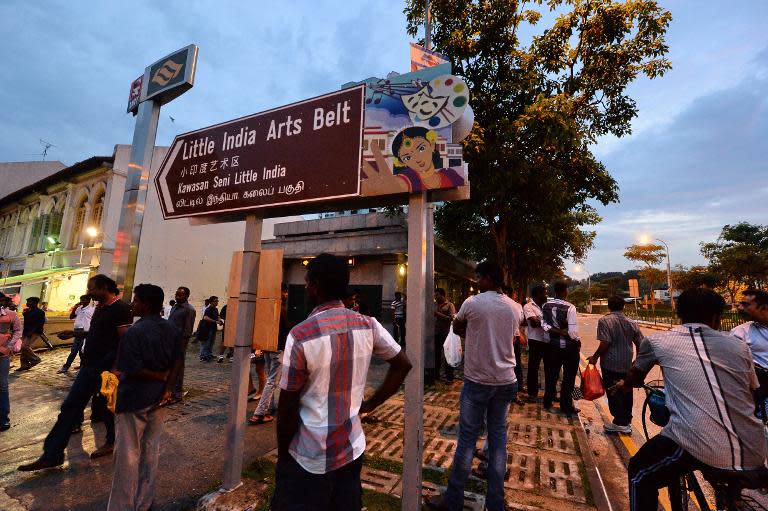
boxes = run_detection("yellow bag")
[100,371,119,414]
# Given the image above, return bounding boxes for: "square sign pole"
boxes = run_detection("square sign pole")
[114,44,198,301]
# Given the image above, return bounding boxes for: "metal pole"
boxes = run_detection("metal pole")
[113,99,160,300]
[656,239,674,310]
[425,0,432,50]
[402,193,427,510]
[222,213,262,490]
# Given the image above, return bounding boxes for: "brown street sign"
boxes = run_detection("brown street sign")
[155,86,365,219]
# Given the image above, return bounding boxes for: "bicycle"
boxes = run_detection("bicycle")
[641,380,768,510]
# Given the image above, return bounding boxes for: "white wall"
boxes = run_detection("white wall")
[112,145,303,310]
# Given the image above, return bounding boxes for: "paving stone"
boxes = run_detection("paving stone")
[360,467,400,493]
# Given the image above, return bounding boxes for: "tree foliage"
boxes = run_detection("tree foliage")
[701,222,768,303]
[672,265,722,291]
[624,243,666,311]
[405,0,671,291]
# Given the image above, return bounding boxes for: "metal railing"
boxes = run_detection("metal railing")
[585,306,745,332]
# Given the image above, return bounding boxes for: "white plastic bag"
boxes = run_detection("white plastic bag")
[443,325,463,368]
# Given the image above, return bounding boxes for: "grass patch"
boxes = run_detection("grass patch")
[570,430,595,506]
[465,477,487,495]
[364,455,404,474]
[422,466,448,486]
[362,489,403,510]
[242,457,276,511]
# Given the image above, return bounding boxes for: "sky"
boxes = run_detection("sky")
[1,1,766,274]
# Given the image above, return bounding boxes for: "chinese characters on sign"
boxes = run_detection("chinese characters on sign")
[155,86,365,219]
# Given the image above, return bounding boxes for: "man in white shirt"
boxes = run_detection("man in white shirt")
[731,288,768,416]
[428,261,520,511]
[541,280,581,415]
[524,285,550,402]
[57,295,95,374]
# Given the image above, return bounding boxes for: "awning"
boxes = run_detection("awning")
[0,267,88,289]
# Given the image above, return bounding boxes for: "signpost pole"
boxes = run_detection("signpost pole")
[402,192,428,511]
[222,213,262,490]
[113,99,160,299]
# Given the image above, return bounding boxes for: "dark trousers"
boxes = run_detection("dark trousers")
[628,435,707,511]
[271,453,363,511]
[526,340,549,398]
[434,330,454,381]
[602,369,633,426]
[755,366,768,416]
[394,317,406,346]
[543,343,580,411]
[513,337,524,387]
[172,336,190,399]
[42,365,114,461]
[20,335,42,367]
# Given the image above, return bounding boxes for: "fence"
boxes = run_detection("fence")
[589,307,746,332]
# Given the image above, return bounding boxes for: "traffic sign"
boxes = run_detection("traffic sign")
[155,86,365,219]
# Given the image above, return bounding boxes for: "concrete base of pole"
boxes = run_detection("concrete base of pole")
[197,478,269,511]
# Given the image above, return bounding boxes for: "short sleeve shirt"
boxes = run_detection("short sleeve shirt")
[523,301,547,343]
[73,304,95,331]
[81,299,134,370]
[280,301,400,474]
[116,315,181,413]
[634,324,767,470]
[454,291,520,386]
[731,321,768,370]
[596,312,643,373]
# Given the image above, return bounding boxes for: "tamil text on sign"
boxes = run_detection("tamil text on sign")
[155,86,365,219]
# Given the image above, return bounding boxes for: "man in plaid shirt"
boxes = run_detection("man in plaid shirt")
[272,253,412,510]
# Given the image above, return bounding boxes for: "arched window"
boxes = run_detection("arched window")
[70,198,87,248]
[86,193,104,247]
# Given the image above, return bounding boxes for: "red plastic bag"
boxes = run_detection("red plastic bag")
[580,364,605,401]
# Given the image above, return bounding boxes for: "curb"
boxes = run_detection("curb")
[573,414,614,511]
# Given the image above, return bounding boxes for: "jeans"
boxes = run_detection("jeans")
[602,369,633,426]
[271,453,363,510]
[199,329,215,360]
[444,379,518,511]
[543,343,580,411]
[42,365,114,462]
[62,335,85,370]
[254,351,282,416]
[107,406,166,511]
[526,340,549,398]
[0,356,10,425]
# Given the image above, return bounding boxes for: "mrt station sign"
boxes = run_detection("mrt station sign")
[155,86,365,219]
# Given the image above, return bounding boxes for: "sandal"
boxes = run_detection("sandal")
[248,414,274,425]
[249,393,262,402]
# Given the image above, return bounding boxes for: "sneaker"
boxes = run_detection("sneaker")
[604,423,632,434]
[216,355,225,363]
[57,366,69,374]
[90,443,114,460]
[1,423,10,432]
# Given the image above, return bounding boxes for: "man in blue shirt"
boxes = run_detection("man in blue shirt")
[107,283,181,511]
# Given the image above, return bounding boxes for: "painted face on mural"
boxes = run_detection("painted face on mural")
[397,136,435,174]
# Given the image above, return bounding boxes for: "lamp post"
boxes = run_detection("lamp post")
[656,238,674,310]
[574,264,591,312]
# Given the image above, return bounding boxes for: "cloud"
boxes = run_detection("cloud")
[585,48,768,272]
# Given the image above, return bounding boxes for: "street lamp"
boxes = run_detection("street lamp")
[574,264,592,312]
[655,238,675,310]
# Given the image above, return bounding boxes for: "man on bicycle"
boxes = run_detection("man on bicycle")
[611,288,768,511]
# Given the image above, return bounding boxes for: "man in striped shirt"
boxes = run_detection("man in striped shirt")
[612,288,768,511]
[541,281,581,415]
[272,254,412,510]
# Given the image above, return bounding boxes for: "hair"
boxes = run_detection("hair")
[204,298,210,305]
[306,253,349,300]
[676,288,725,324]
[177,286,191,298]
[281,282,288,291]
[169,299,176,305]
[530,284,546,298]
[391,126,442,171]
[395,291,402,299]
[607,295,626,311]
[89,274,119,294]
[743,288,768,308]
[345,287,358,298]
[553,280,568,296]
[133,284,164,314]
[79,294,90,301]
[435,288,447,297]
[476,260,504,287]
[0,291,5,299]
[27,296,41,304]
[209,295,219,302]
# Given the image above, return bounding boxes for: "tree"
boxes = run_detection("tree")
[672,265,722,291]
[624,243,665,312]
[568,287,590,308]
[701,223,768,302]
[405,0,671,291]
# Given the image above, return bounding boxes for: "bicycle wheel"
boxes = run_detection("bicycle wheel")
[669,476,691,511]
